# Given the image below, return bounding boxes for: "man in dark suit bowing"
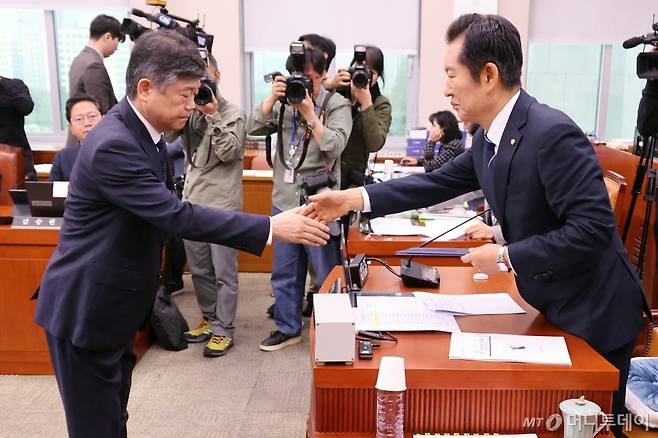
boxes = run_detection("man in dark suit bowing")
[309,14,647,437]
[35,30,329,438]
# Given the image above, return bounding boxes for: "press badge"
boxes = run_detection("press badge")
[284,168,295,183]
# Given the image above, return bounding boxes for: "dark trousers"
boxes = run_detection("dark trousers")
[46,331,136,438]
[602,341,635,438]
[164,233,186,292]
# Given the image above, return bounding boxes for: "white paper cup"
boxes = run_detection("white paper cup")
[376,356,407,391]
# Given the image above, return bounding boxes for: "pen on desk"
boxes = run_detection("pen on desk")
[510,345,526,350]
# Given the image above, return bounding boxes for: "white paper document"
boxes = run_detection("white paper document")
[449,332,572,365]
[52,181,69,198]
[368,216,475,240]
[414,292,526,315]
[354,295,461,333]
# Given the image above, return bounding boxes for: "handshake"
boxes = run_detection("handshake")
[271,189,364,246]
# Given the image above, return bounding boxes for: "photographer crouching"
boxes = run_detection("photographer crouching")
[247,43,352,351]
[166,53,246,358]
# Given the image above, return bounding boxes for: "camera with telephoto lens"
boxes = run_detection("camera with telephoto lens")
[301,170,337,203]
[194,77,216,106]
[624,22,658,80]
[348,45,372,89]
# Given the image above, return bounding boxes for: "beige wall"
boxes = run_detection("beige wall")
[416,0,529,128]
[128,0,243,105]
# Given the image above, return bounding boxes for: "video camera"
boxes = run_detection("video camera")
[264,42,313,105]
[122,2,214,62]
[623,22,658,80]
[349,45,372,89]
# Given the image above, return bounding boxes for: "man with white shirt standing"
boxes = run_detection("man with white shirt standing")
[35,30,330,438]
[66,14,121,146]
[309,14,648,438]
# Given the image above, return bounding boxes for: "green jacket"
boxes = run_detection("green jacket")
[340,93,392,188]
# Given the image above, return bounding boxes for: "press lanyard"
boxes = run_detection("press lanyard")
[287,106,316,166]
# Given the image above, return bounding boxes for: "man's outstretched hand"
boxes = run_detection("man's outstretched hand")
[307,188,364,223]
[271,206,330,246]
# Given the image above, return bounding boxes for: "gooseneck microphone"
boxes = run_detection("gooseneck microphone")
[399,208,491,288]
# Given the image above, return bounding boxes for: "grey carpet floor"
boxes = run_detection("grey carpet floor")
[0,273,311,438]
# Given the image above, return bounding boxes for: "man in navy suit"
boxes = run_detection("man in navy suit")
[35,30,329,438]
[49,95,102,181]
[310,14,648,437]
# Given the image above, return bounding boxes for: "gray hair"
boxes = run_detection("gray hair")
[125,30,206,99]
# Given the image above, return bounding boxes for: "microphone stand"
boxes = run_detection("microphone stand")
[400,208,491,288]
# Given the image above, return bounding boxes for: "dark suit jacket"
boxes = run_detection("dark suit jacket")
[68,46,117,114]
[0,77,37,179]
[66,47,118,148]
[366,89,647,353]
[48,143,81,181]
[35,98,270,350]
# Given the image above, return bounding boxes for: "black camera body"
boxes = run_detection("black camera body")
[349,45,372,89]
[195,77,216,106]
[301,170,337,202]
[624,22,658,80]
[263,42,313,105]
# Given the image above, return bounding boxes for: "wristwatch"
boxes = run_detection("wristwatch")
[497,245,510,272]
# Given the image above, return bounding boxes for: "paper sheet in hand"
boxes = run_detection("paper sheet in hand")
[414,292,526,315]
[449,332,572,365]
[369,216,473,240]
[354,295,460,333]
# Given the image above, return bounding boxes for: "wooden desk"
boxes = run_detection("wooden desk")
[309,266,617,438]
[347,228,486,267]
[0,207,150,374]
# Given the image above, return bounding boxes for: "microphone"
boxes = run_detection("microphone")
[623,35,646,49]
[399,208,491,288]
[131,8,179,29]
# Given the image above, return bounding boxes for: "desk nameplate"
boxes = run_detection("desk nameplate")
[11,216,62,230]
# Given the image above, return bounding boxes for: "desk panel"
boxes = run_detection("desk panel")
[309,266,617,437]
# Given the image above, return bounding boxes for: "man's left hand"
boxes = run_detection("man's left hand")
[292,90,315,121]
[196,95,219,116]
[461,243,501,274]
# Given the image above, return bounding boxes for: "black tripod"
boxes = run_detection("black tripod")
[622,135,657,279]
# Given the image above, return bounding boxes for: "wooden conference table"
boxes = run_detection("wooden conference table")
[308,266,618,438]
[0,206,150,374]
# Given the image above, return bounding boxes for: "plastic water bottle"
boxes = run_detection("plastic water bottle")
[376,388,404,437]
[375,356,406,438]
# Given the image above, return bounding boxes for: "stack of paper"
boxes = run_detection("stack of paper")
[368,216,476,240]
[449,332,572,365]
[413,292,526,315]
[354,295,460,333]
[395,247,469,257]
[413,435,538,438]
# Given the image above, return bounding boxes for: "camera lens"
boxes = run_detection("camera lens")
[194,83,213,106]
[352,70,369,89]
[286,80,306,104]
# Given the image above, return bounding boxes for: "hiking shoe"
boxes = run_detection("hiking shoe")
[259,330,302,351]
[203,335,234,358]
[184,318,212,343]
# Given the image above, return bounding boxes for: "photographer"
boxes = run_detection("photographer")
[334,45,393,189]
[247,46,352,351]
[166,53,246,358]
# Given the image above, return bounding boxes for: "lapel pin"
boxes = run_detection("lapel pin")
[510,138,516,145]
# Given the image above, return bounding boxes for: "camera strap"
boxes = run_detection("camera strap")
[317,91,339,173]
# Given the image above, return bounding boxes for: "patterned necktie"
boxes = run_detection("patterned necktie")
[156,136,170,188]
